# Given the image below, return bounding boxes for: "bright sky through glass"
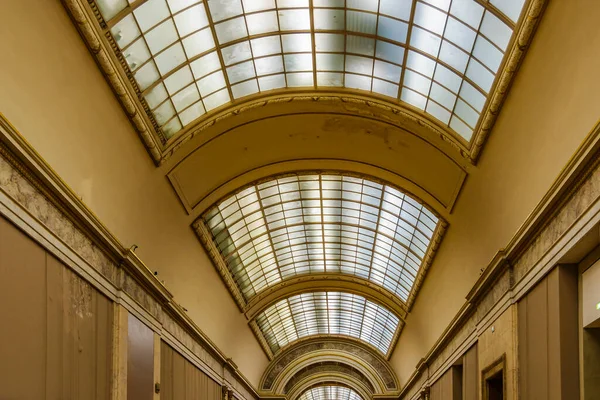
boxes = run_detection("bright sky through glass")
[255,291,400,354]
[203,173,439,303]
[96,0,526,141]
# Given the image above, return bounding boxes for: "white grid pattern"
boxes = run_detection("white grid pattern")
[203,173,439,303]
[298,386,363,400]
[96,0,527,141]
[255,292,399,354]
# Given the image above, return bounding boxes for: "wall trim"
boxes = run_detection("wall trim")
[398,120,600,398]
[0,113,259,399]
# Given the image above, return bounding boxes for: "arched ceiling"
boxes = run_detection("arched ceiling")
[61,0,546,397]
[65,0,542,164]
[298,385,363,400]
[194,171,442,366]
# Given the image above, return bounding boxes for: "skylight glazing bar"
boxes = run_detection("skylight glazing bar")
[203,173,440,303]
[94,0,529,143]
[255,291,399,354]
[298,386,363,400]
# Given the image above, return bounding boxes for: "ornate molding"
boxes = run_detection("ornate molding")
[261,338,398,392]
[61,0,162,163]
[193,220,247,311]
[162,94,470,164]
[283,362,375,394]
[405,220,448,312]
[470,0,548,161]
[0,113,259,400]
[244,275,408,322]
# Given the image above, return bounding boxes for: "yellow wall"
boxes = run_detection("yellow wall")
[392,0,600,383]
[0,0,267,384]
[1,0,600,388]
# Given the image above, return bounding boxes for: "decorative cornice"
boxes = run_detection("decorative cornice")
[244,275,408,322]
[193,219,247,311]
[261,338,399,392]
[283,362,375,394]
[61,0,162,163]
[405,220,449,312]
[249,320,275,361]
[470,0,548,161]
[162,94,469,163]
[61,0,547,165]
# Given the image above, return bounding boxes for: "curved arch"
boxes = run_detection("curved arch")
[196,172,444,305]
[180,160,454,218]
[289,379,371,400]
[284,362,375,394]
[294,384,365,400]
[253,291,400,356]
[168,111,468,215]
[163,92,469,164]
[261,338,398,392]
[275,354,383,394]
[244,274,407,321]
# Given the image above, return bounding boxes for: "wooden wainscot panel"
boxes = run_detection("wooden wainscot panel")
[160,340,222,400]
[518,265,579,400]
[0,215,113,399]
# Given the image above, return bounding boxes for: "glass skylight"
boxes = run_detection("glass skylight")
[203,173,440,303]
[298,386,363,400]
[95,0,527,142]
[255,292,399,354]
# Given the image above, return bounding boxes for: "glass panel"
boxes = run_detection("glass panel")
[145,20,178,55]
[208,0,243,22]
[155,43,187,74]
[298,387,363,400]
[232,79,259,98]
[255,291,400,353]
[96,0,127,21]
[255,55,284,75]
[107,0,523,141]
[202,173,440,303]
[251,36,282,57]
[179,101,206,124]
[246,11,279,35]
[490,0,526,23]
[144,83,169,108]
[318,72,344,86]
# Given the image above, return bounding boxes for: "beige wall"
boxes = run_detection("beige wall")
[1,0,600,389]
[393,0,600,383]
[0,0,267,384]
[0,216,113,399]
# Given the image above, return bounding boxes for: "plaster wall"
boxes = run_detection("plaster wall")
[393,0,600,383]
[0,0,267,384]
[0,0,599,389]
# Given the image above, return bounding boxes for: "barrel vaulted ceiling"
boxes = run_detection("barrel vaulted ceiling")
[63,0,545,397]
[65,0,543,164]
